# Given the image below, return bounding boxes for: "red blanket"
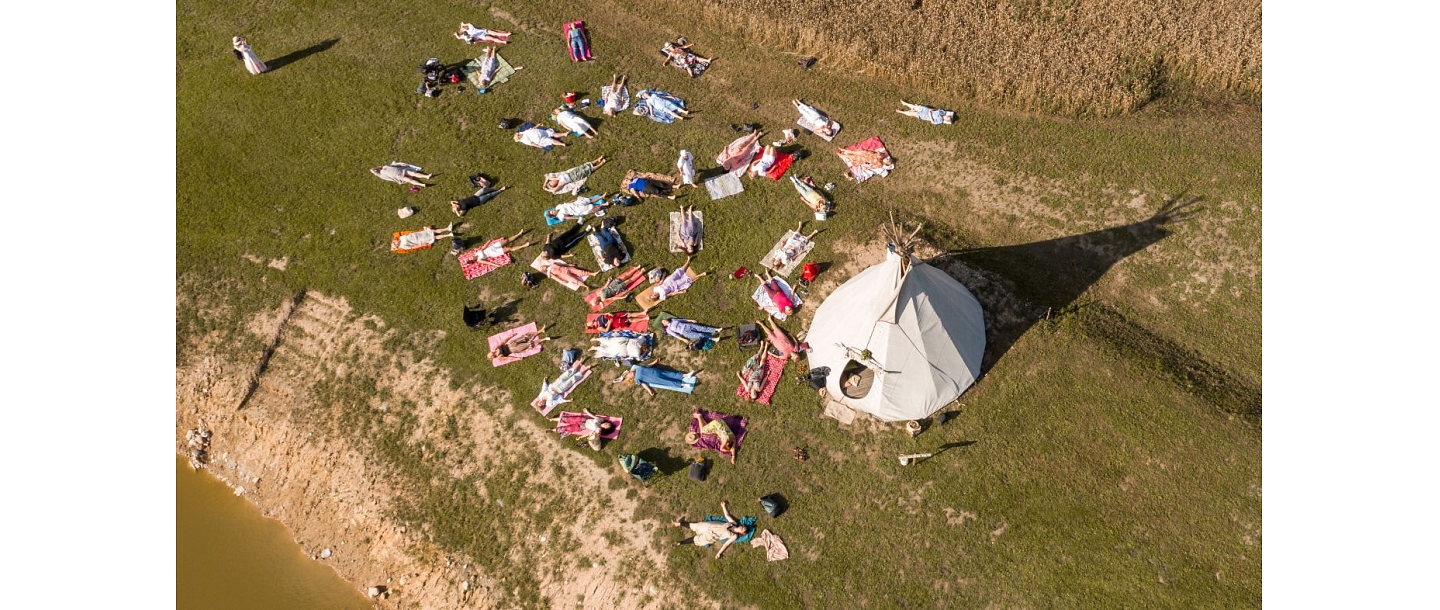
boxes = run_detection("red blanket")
[585,312,649,334]
[735,353,787,405]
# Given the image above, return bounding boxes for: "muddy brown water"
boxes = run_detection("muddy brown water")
[176,456,371,609]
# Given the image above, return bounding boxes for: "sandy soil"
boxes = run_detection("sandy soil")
[177,290,721,610]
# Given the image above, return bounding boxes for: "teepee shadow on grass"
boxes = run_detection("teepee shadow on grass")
[928,194,1203,375]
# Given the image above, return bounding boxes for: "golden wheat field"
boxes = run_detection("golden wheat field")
[665,0,1261,115]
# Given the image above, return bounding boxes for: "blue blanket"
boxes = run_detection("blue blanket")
[634,89,686,124]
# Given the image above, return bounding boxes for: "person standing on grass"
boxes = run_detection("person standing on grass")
[232,36,268,74]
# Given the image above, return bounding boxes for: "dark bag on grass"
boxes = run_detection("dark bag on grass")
[688,458,709,482]
[759,494,784,518]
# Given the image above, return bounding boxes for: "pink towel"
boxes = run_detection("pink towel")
[487,322,543,367]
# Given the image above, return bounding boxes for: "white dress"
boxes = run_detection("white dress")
[677,150,696,185]
[234,40,267,74]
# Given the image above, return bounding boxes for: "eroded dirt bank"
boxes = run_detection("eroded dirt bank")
[176,290,719,610]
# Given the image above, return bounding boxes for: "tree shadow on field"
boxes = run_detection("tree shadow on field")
[928,194,1202,375]
[266,38,340,72]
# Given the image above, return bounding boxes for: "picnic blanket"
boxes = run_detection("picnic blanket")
[457,239,513,279]
[530,256,587,291]
[488,322,543,367]
[761,230,816,276]
[635,267,700,311]
[554,411,622,439]
[599,84,630,112]
[717,133,762,172]
[702,516,758,545]
[587,228,630,271]
[391,227,436,253]
[689,409,748,457]
[585,312,649,333]
[585,266,648,311]
[838,136,894,182]
[751,276,803,320]
[704,169,745,200]
[530,368,593,416]
[750,529,790,561]
[735,352,787,405]
[633,89,686,124]
[669,210,704,252]
[461,52,518,93]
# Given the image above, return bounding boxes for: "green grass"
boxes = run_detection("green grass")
[178,0,1261,607]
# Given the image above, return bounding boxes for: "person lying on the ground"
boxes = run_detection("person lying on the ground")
[455,23,511,45]
[756,316,804,361]
[487,324,553,360]
[755,270,797,316]
[541,222,588,260]
[771,221,822,270]
[748,144,780,178]
[623,173,677,199]
[662,317,724,345]
[391,223,459,252]
[545,195,610,223]
[673,500,749,558]
[552,107,599,139]
[617,360,698,396]
[590,311,649,333]
[549,407,613,450]
[789,175,832,220]
[634,89,692,122]
[660,39,712,77]
[601,73,629,116]
[473,46,502,89]
[546,260,595,289]
[514,123,568,149]
[675,205,702,255]
[531,358,593,411]
[544,157,607,194]
[589,332,652,361]
[686,412,738,464]
[675,150,697,188]
[469,229,532,259]
[736,341,771,400]
[588,219,626,268]
[653,257,708,301]
[793,99,839,139]
[451,180,508,216]
[896,100,955,124]
[371,163,433,187]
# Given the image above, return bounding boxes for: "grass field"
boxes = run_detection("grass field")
[178,0,1261,607]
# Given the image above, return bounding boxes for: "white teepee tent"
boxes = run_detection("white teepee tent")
[806,239,986,422]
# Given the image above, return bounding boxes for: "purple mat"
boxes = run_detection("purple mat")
[688,409,747,455]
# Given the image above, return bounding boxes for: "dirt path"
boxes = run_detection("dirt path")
[177,290,721,609]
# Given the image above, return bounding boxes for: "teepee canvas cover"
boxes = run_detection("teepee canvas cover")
[806,250,985,422]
